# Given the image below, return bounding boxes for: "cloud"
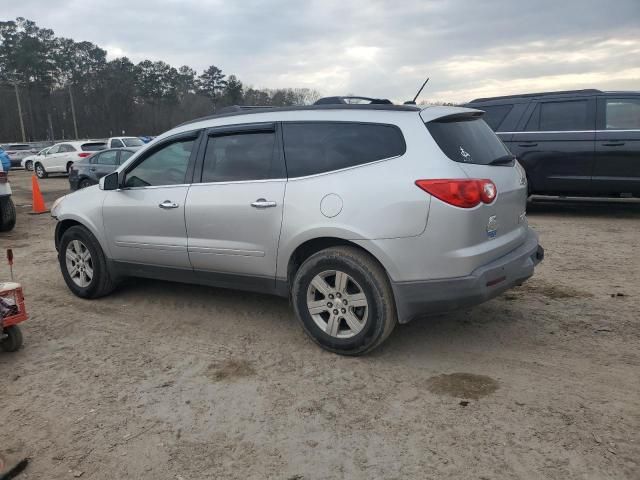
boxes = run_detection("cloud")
[3,0,639,102]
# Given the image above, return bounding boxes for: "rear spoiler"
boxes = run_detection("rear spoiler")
[419,106,484,124]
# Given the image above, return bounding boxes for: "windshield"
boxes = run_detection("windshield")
[426,116,511,165]
[123,138,144,147]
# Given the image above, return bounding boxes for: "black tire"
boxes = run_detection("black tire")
[66,162,73,174]
[291,246,396,356]
[35,163,48,178]
[1,325,23,352]
[79,178,93,189]
[25,160,33,171]
[58,225,116,298]
[0,196,16,232]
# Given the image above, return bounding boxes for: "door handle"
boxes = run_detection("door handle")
[602,142,625,147]
[518,143,538,147]
[251,198,277,208]
[158,200,179,209]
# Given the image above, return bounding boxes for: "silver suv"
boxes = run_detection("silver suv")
[52,104,543,355]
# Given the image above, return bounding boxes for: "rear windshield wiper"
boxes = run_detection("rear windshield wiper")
[488,154,516,166]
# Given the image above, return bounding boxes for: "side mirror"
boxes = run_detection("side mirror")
[101,171,120,191]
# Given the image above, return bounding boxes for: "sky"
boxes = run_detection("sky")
[2,0,639,103]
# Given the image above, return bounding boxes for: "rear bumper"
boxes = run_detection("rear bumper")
[391,228,543,323]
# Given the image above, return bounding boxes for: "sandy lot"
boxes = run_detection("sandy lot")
[1,170,639,479]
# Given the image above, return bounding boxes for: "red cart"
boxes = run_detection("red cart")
[0,282,27,352]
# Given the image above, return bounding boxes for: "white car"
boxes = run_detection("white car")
[21,147,52,171]
[34,141,106,178]
[105,137,145,149]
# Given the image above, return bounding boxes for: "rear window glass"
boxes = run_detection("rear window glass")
[426,117,510,165]
[123,138,144,147]
[283,122,406,178]
[478,104,513,130]
[201,132,281,182]
[81,142,106,151]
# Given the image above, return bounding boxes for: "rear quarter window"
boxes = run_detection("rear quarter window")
[426,116,510,165]
[476,104,513,131]
[283,122,406,178]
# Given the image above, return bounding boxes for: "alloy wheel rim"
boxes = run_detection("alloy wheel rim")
[306,270,369,339]
[65,239,94,288]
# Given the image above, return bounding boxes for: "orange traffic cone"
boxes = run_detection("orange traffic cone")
[29,175,49,214]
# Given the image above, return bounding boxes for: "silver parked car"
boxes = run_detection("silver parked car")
[51,103,543,355]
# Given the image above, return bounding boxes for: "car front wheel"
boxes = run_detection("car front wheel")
[25,160,33,171]
[291,246,396,355]
[58,225,116,298]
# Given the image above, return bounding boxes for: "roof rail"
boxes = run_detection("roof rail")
[177,103,420,128]
[314,96,393,105]
[215,105,275,115]
[469,89,603,103]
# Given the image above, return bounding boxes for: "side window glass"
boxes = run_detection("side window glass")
[283,122,406,177]
[606,98,640,129]
[125,137,195,187]
[48,145,60,154]
[201,132,279,183]
[524,104,540,131]
[111,139,124,148]
[119,150,134,164]
[90,153,100,164]
[539,100,589,131]
[98,150,119,165]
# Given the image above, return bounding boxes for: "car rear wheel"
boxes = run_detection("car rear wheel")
[59,225,116,298]
[66,162,73,174]
[292,246,396,355]
[34,163,47,178]
[25,160,33,171]
[0,197,16,232]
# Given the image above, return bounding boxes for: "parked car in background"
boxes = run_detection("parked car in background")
[69,148,138,190]
[139,136,155,143]
[0,162,15,231]
[0,147,11,173]
[34,141,106,178]
[0,144,37,168]
[51,102,543,355]
[104,137,145,149]
[464,89,640,197]
[21,146,52,171]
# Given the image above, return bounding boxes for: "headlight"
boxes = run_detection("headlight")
[51,195,66,217]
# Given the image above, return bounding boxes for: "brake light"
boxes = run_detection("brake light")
[415,179,497,208]
[78,152,91,158]
[0,172,7,184]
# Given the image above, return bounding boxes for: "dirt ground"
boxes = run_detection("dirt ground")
[1,170,639,479]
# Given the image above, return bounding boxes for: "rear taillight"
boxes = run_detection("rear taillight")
[78,152,91,158]
[415,179,497,208]
[0,172,7,184]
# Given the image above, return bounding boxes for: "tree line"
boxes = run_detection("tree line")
[0,17,320,142]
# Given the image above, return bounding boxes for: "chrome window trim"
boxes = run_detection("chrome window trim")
[190,178,287,187]
[498,129,639,134]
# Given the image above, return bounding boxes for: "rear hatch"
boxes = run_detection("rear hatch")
[422,109,529,258]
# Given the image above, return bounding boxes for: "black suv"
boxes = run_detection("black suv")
[465,89,640,197]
